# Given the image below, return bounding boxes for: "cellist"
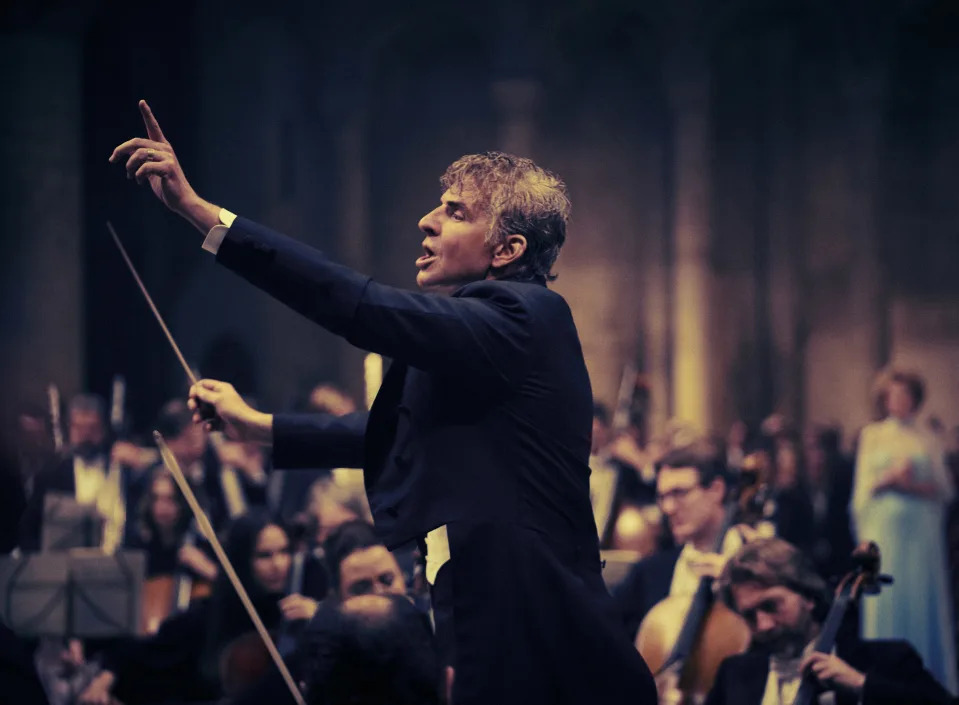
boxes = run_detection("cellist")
[613,440,752,642]
[706,538,952,705]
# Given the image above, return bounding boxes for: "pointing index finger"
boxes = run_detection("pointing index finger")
[139,99,167,144]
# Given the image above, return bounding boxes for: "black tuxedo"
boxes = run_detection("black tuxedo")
[612,546,683,640]
[704,638,952,705]
[213,217,656,704]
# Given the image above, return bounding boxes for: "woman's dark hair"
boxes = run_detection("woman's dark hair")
[199,510,289,687]
[303,594,444,705]
[135,467,191,544]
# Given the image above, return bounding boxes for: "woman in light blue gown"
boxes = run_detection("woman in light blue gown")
[852,369,957,694]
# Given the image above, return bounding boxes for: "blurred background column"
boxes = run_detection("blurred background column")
[667,46,713,434]
[0,29,85,427]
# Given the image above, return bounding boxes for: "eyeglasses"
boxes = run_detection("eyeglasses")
[655,485,700,507]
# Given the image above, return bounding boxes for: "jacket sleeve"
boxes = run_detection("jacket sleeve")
[271,411,369,470]
[861,641,953,705]
[215,218,533,387]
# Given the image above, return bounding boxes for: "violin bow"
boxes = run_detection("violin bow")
[107,222,305,705]
[155,432,306,705]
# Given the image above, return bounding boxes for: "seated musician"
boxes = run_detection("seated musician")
[225,519,409,705]
[705,538,952,705]
[78,511,325,705]
[128,400,267,541]
[324,519,408,598]
[20,394,138,551]
[589,402,657,544]
[301,594,445,705]
[612,440,746,640]
[127,467,217,580]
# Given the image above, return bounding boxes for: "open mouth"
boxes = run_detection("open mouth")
[416,246,436,269]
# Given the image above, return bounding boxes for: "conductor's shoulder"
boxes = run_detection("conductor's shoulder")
[456,278,569,311]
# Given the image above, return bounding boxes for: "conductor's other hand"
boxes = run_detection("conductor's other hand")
[189,379,273,445]
[110,100,197,215]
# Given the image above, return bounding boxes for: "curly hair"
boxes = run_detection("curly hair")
[717,538,830,622]
[440,151,571,282]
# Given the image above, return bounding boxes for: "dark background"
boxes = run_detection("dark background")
[3,0,959,450]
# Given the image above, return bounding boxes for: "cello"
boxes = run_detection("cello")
[792,542,891,705]
[635,460,770,704]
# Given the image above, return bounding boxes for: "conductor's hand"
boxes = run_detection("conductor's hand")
[189,380,273,445]
[110,100,220,233]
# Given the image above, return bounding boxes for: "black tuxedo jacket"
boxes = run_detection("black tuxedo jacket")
[214,217,657,704]
[612,545,683,640]
[704,638,952,705]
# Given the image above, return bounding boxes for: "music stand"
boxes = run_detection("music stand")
[0,553,69,637]
[0,550,145,639]
[69,550,145,638]
[42,493,103,551]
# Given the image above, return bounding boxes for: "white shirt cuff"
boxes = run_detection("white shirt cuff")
[201,208,238,255]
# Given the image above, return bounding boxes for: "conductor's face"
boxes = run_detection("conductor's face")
[416,188,494,292]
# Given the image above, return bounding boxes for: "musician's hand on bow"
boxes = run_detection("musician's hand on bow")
[189,379,273,444]
[800,651,866,693]
[279,594,319,622]
[110,100,220,233]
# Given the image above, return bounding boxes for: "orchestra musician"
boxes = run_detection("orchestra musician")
[226,519,408,705]
[127,467,217,581]
[77,511,325,705]
[129,399,267,541]
[19,394,136,551]
[613,441,750,641]
[705,538,953,705]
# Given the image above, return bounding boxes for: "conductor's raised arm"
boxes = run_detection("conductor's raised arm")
[109,99,220,234]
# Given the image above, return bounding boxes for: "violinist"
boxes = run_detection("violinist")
[706,538,952,705]
[127,467,216,581]
[613,440,748,641]
[78,511,325,705]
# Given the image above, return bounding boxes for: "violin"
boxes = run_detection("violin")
[636,460,770,704]
[793,542,891,705]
